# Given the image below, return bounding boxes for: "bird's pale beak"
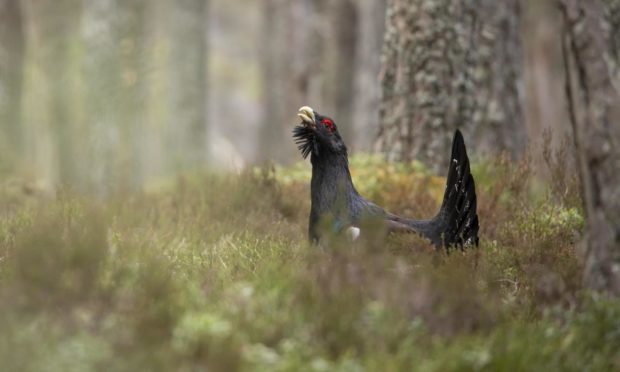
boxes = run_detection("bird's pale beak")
[298,106,316,128]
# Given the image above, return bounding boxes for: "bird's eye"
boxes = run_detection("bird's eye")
[321,119,335,132]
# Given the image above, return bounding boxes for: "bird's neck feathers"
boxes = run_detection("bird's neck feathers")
[311,150,352,185]
[310,150,358,213]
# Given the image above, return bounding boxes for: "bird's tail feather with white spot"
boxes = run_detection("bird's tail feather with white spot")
[431,130,479,249]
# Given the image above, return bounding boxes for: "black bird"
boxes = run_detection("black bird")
[293,106,479,249]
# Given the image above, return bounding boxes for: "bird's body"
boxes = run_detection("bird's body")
[294,106,479,250]
[308,149,380,241]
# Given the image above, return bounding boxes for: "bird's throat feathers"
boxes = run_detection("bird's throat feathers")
[311,149,351,182]
[310,150,356,211]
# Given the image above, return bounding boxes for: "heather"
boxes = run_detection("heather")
[1,153,616,371]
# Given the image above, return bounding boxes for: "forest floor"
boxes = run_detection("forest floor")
[0,154,619,371]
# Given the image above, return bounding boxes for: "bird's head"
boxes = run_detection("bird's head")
[293,106,346,159]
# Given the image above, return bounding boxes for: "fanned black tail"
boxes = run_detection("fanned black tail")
[386,130,479,249]
[431,130,479,248]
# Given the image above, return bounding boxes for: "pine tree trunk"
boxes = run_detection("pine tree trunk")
[560,0,620,296]
[377,0,526,171]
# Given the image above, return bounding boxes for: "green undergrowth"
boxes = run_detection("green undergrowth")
[0,154,617,371]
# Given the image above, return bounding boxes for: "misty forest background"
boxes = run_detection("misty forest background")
[1,0,583,190]
[1,0,620,370]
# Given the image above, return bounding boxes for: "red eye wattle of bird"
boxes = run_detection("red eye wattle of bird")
[321,119,335,132]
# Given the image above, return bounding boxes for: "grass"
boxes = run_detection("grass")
[0,154,618,371]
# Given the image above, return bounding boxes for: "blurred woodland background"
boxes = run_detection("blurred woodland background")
[0,0,600,190]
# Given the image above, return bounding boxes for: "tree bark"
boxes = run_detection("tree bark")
[377,0,527,171]
[0,0,25,166]
[560,0,620,296]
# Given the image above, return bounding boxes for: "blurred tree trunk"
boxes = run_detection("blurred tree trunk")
[120,1,149,191]
[322,0,358,146]
[259,0,311,163]
[169,0,208,169]
[560,0,620,296]
[82,0,152,193]
[377,0,527,171]
[259,0,285,163]
[259,0,364,161]
[142,0,167,182]
[353,0,386,150]
[476,0,527,158]
[26,0,82,185]
[82,0,123,195]
[0,0,25,167]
